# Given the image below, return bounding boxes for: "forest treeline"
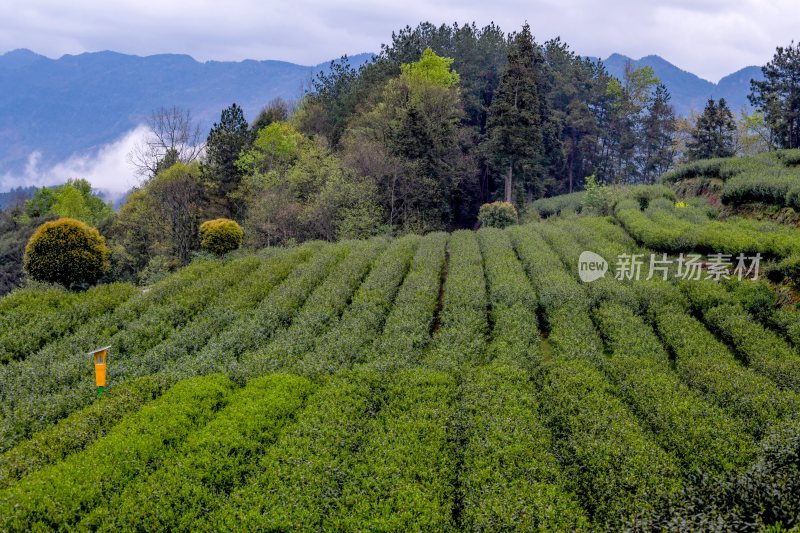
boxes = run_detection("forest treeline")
[1,21,799,291]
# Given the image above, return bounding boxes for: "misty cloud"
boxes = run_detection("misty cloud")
[0,126,148,198]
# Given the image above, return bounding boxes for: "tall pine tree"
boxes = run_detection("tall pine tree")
[484,24,550,203]
[687,98,736,160]
[750,42,800,149]
[203,103,252,216]
[641,84,676,182]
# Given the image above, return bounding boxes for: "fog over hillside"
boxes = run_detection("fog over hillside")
[0,48,762,194]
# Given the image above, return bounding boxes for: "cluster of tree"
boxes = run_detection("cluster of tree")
[681,41,800,162]
[299,22,679,219]
[7,24,800,293]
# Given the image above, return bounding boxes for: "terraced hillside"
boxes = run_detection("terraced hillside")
[1,219,799,530]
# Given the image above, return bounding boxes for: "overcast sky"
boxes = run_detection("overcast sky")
[0,0,795,83]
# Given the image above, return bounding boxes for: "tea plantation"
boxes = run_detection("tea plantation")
[1,213,800,530]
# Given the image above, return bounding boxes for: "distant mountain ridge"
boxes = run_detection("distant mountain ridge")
[599,53,763,116]
[0,49,763,189]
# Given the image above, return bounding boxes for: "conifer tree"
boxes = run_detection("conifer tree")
[687,98,736,160]
[750,42,800,149]
[203,103,252,216]
[484,24,549,203]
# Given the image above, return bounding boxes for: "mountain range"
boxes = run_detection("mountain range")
[0,48,764,190]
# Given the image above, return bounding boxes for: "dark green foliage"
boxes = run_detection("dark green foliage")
[750,41,800,149]
[484,24,551,203]
[687,98,737,160]
[203,103,253,216]
[24,218,110,288]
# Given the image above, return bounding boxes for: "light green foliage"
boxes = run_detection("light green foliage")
[581,174,615,214]
[207,370,377,530]
[0,374,234,531]
[237,122,383,245]
[477,201,518,228]
[329,369,457,530]
[82,374,313,531]
[25,179,113,226]
[400,47,460,92]
[0,375,169,489]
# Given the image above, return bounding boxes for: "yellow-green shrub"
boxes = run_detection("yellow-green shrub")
[23,218,109,288]
[478,201,518,228]
[199,218,244,255]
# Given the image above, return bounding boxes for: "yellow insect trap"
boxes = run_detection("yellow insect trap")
[89,346,110,396]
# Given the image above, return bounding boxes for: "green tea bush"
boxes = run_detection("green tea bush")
[366,232,448,368]
[207,369,378,530]
[477,227,538,367]
[0,374,170,489]
[721,169,799,206]
[509,225,685,528]
[660,158,729,183]
[0,258,222,450]
[0,374,234,530]
[422,230,487,371]
[478,201,518,228]
[530,191,586,218]
[298,235,419,374]
[594,302,753,476]
[240,238,387,376]
[199,218,244,256]
[24,218,110,288]
[329,369,458,530]
[460,364,589,530]
[647,300,798,437]
[143,246,315,379]
[83,374,313,531]
[187,243,347,374]
[703,303,800,392]
[0,283,135,364]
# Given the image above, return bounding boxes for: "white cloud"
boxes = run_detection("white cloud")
[0,0,798,81]
[0,126,148,199]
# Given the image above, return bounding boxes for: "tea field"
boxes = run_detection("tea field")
[1,215,800,530]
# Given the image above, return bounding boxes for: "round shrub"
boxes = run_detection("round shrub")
[199,218,244,256]
[24,218,110,288]
[478,202,518,229]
